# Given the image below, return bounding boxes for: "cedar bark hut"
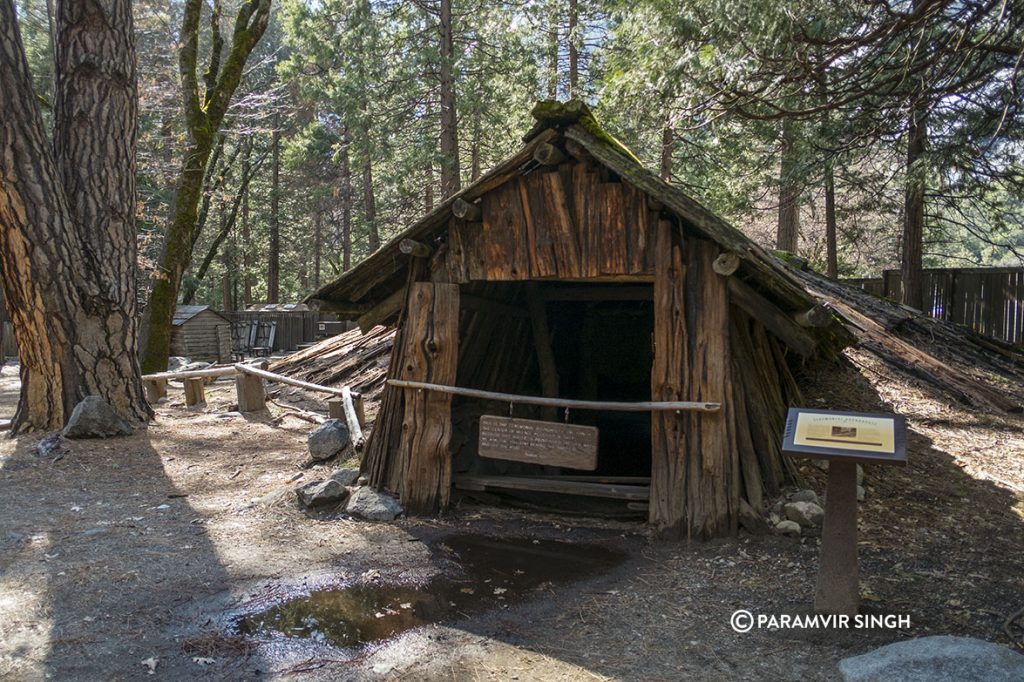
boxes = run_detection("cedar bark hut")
[0,0,149,431]
[140,0,271,373]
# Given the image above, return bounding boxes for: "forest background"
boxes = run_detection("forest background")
[13,0,1024,312]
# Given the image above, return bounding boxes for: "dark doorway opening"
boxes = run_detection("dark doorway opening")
[450,281,654,517]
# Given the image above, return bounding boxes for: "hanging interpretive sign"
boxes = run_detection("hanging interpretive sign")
[478,415,598,470]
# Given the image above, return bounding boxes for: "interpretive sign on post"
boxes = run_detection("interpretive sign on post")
[781,408,908,616]
[783,408,907,465]
[478,415,598,470]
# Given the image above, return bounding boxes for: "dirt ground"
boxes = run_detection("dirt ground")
[1,353,1022,681]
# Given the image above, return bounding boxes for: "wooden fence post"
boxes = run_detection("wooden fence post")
[144,378,167,404]
[184,378,206,407]
[327,398,344,420]
[236,362,267,413]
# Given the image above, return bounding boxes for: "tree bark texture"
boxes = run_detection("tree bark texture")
[901,108,927,310]
[363,145,380,252]
[340,128,353,270]
[660,115,674,181]
[568,0,578,97]
[140,0,271,373]
[650,221,738,539]
[438,0,460,198]
[268,125,281,302]
[824,163,838,278]
[776,120,801,253]
[0,0,149,431]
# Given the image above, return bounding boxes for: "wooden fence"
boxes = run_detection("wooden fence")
[843,267,1024,345]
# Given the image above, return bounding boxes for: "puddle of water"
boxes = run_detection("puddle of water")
[236,534,624,650]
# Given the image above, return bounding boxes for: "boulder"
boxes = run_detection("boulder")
[296,479,350,508]
[345,487,403,521]
[857,485,866,502]
[839,635,1024,682]
[775,520,802,537]
[307,419,351,461]
[791,489,819,504]
[62,396,133,439]
[167,356,190,372]
[330,468,360,487]
[784,500,825,527]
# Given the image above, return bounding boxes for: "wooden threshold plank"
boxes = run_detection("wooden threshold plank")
[454,475,650,501]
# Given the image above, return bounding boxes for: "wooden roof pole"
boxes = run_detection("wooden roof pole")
[387,379,721,413]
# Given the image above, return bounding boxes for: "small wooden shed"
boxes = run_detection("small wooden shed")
[171,305,231,362]
[308,101,850,540]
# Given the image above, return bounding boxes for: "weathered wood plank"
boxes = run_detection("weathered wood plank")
[518,172,558,278]
[650,221,737,539]
[598,182,628,274]
[481,180,529,279]
[397,282,460,514]
[454,474,650,501]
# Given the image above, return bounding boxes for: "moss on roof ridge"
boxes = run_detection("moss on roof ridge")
[529,99,642,165]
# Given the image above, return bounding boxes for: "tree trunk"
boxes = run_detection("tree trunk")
[340,129,353,270]
[313,206,322,289]
[776,120,800,253]
[901,108,927,310]
[0,0,149,430]
[547,1,559,99]
[660,114,673,181]
[568,0,578,97]
[268,125,281,303]
[363,143,380,252]
[470,107,481,181]
[824,162,838,278]
[438,0,460,197]
[139,0,271,373]
[242,147,253,305]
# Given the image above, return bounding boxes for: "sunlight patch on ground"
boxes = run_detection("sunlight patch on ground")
[0,532,53,681]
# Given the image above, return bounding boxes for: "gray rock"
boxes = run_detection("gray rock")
[839,635,1024,682]
[784,500,825,527]
[167,356,190,372]
[775,520,802,536]
[296,479,350,508]
[791,489,819,504]
[356,475,369,486]
[345,487,403,521]
[856,464,865,486]
[62,396,133,439]
[814,459,830,472]
[330,468,360,487]
[307,419,351,461]
[857,485,866,502]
